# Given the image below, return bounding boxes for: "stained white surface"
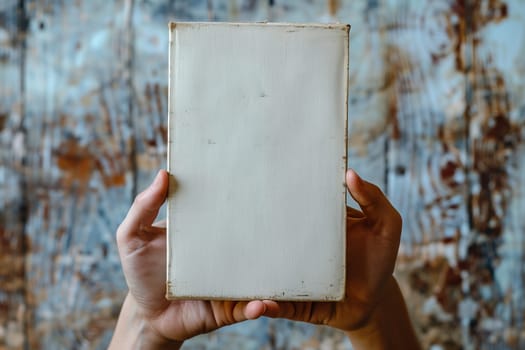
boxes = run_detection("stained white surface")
[167,22,349,300]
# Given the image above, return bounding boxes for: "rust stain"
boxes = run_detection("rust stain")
[395,1,521,348]
[471,0,508,31]
[55,139,95,182]
[144,83,168,146]
[0,223,26,348]
[158,125,168,144]
[328,0,339,17]
[154,83,168,144]
[100,171,126,187]
[383,45,408,141]
[0,112,7,131]
[388,87,400,140]
[55,138,95,187]
[54,135,127,189]
[470,67,518,237]
[440,159,461,188]
[485,113,511,140]
[450,0,467,70]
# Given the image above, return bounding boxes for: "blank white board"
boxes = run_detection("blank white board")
[167,22,349,301]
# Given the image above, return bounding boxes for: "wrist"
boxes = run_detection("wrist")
[139,317,183,350]
[345,276,421,350]
[110,293,184,350]
[345,277,396,338]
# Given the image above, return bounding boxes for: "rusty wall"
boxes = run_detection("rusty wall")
[0,0,524,349]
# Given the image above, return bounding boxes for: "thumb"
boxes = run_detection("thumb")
[116,170,169,253]
[345,169,397,226]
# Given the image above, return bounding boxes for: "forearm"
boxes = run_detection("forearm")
[109,293,184,350]
[346,277,421,350]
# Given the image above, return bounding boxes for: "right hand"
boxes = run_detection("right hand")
[261,169,403,331]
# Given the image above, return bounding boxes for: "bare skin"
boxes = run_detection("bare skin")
[109,169,421,349]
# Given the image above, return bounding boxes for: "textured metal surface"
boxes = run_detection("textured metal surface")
[0,0,524,349]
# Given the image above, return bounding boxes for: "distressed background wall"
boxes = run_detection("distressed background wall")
[0,0,524,349]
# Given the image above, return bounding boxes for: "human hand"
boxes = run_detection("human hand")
[110,170,268,349]
[261,169,402,331]
[110,169,418,349]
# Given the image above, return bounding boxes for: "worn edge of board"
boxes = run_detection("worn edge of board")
[165,21,350,301]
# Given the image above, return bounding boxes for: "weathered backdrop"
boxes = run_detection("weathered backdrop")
[1,0,524,349]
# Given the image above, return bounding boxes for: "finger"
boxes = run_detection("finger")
[117,170,168,246]
[243,300,267,320]
[216,301,266,326]
[345,169,397,225]
[261,300,280,317]
[261,300,291,318]
[260,301,308,321]
[263,301,335,326]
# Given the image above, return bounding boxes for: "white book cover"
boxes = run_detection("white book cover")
[167,22,349,301]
